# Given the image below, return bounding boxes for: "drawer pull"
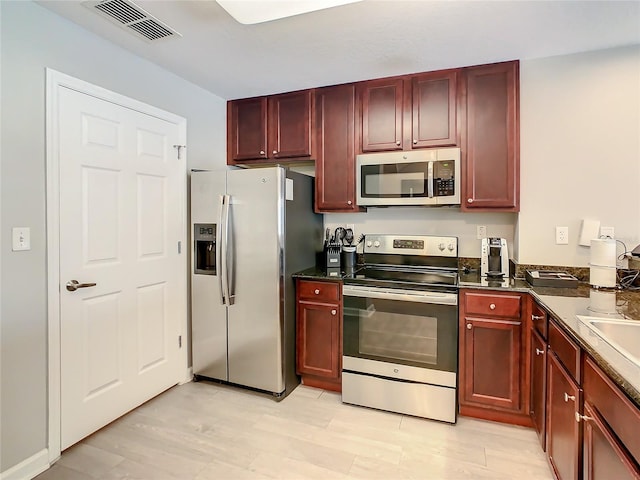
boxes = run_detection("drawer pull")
[466,323,472,330]
[532,314,544,320]
[331,309,337,316]
[564,392,576,402]
[536,348,545,356]
[575,412,593,423]
[489,303,496,310]
[259,150,265,155]
[314,289,320,295]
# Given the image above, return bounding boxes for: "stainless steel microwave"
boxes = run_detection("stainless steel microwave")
[356,148,461,207]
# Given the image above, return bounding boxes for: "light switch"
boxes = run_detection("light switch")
[12,227,31,251]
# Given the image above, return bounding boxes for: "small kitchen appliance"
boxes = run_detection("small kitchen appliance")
[481,237,509,278]
[342,234,459,423]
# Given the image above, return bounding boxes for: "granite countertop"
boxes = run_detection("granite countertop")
[294,265,640,407]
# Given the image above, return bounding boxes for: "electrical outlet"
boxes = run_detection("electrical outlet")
[12,227,31,251]
[600,226,615,239]
[476,225,487,240]
[556,226,569,245]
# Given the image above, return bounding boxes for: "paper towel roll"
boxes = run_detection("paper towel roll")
[589,265,617,288]
[590,238,616,267]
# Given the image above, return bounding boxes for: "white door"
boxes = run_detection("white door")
[58,86,184,449]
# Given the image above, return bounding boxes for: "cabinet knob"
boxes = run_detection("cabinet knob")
[347,200,352,205]
[396,140,401,146]
[564,392,576,403]
[489,303,496,310]
[575,412,593,423]
[466,323,472,330]
[413,139,418,145]
[467,198,473,203]
[314,289,320,294]
[535,348,545,356]
[273,150,278,155]
[532,315,544,321]
[259,150,265,155]
[331,309,337,316]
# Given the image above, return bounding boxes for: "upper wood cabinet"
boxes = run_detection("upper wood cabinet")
[314,84,359,213]
[358,70,458,153]
[461,61,519,211]
[227,90,313,164]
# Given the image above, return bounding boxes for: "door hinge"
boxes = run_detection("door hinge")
[178,335,182,348]
[178,241,182,254]
[173,144,186,160]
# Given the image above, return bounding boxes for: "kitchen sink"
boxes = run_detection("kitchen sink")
[577,315,640,368]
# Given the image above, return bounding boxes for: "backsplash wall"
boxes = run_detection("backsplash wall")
[325,209,517,258]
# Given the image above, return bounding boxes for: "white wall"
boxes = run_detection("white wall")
[517,45,640,267]
[0,1,226,474]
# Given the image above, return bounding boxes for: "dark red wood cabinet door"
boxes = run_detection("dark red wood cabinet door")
[547,351,581,480]
[411,71,457,148]
[296,301,341,380]
[359,78,403,152]
[268,90,312,159]
[314,84,358,212]
[530,329,547,450]
[461,316,522,411]
[462,61,519,211]
[229,97,268,162]
[582,401,640,480]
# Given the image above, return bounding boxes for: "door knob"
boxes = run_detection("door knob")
[536,348,545,356]
[466,323,472,330]
[66,280,97,292]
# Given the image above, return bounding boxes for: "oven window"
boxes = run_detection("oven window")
[361,163,428,198]
[343,295,457,372]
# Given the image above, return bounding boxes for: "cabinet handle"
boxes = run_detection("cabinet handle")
[466,323,472,330]
[536,348,545,356]
[489,303,496,310]
[331,309,337,316]
[396,140,401,146]
[347,200,352,205]
[259,150,265,155]
[314,289,320,294]
[273,150,278,155]
[564,392,576,402]
[575,412,593,423]
[532,314,544,320]
[413,139,418,145]
[467,198,473,203]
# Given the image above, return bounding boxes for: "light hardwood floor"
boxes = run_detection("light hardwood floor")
[36,381,553,479]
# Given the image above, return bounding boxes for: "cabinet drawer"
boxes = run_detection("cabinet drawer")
[297,280,340,302]
[531,302,548,339]
[464,292,522,318]
[584,356,640,464]
[549,320,581,382]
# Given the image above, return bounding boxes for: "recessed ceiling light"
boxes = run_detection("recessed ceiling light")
[216,0,362,25]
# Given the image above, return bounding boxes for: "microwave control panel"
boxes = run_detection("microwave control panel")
[433,161,455,197]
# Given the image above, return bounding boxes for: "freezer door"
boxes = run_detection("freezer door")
[190,171,228,381]
[226,167,285,393]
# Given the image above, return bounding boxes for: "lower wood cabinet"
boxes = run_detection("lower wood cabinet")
[295,279,342,392]
[458,289,530,425]
[530,328,547,450]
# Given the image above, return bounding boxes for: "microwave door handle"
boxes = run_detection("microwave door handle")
[427,161,434,198]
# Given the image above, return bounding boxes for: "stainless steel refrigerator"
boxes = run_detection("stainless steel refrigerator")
[190,167,322,398]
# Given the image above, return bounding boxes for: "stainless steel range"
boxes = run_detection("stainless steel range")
[342,234,459,423]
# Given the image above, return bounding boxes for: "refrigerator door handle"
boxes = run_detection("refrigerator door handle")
[222,194,235,305]
[218,195,227,305]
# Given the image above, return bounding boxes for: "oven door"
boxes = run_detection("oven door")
[343,285,458,380]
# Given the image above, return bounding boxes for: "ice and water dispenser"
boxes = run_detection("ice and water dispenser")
[194,223,216,275]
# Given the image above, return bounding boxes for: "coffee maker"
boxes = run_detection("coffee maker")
[481,237,509,278]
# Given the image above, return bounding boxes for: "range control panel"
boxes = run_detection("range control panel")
[364,235,458,257]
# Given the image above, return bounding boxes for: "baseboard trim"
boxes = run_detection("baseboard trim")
[0,449,50,480]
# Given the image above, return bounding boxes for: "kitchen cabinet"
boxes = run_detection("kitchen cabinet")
[546,319,582,480]
[530,301,548,450]
[358,70,458,152]
[295,279,342,392]
[459,289,531,426]
[227,90,313,164]
[314,84,359,212]
[461,60,519,211]
[582,356,640,480]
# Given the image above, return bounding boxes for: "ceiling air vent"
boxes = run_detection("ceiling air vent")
[84,0,181,42]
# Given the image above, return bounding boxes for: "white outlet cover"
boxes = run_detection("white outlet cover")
[12,227,31,251]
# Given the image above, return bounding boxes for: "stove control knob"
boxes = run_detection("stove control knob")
[366,241,373,248]
[373,240,381,248]
[438,243,445,251]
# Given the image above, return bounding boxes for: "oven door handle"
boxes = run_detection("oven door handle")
[343,285,457,306]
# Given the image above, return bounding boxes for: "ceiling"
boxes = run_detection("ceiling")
[39,0,640,100]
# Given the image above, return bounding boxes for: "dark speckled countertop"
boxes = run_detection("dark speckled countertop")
[295,266,640,407]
